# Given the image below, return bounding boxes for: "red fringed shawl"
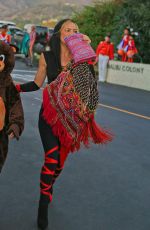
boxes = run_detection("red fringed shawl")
[42,62,112,165]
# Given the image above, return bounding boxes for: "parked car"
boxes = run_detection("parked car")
[9,26,24,36]
[35,25,49,45]
[8,24,51,55]
[23,24,50,54]
[33,25,50,54]
[0,20,16,28]
[24,24,34,33]
[8,26,24,53]
[48,27,54,37]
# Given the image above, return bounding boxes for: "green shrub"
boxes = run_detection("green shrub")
[73,0,150,63]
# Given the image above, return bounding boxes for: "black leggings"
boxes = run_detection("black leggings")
[38,108,64,203]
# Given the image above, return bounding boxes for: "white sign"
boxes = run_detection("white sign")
[106,61,150,91]
[108,63,144,74]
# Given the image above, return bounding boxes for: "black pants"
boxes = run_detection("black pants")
[38,108,64,203]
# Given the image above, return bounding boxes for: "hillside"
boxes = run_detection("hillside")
[0,0,92,24]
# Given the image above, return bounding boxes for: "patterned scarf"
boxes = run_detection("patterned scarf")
[42,62,112,165]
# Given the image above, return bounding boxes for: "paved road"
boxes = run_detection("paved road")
[0,59,150,230]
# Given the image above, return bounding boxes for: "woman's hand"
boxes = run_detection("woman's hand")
[82,34,91,44]
[92,56,99,65]
[8,132,15,140]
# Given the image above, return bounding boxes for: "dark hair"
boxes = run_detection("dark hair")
[1,24,8,29]
[105,35,111,38]
[53,18,75,34]
[49,18,77,69]
[124,28,130,32]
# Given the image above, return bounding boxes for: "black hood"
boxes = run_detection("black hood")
[49,19,72,70]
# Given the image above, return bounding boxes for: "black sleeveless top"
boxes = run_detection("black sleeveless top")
[43,51,61,84]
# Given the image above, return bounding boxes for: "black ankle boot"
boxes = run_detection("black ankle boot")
[37,201,49,230]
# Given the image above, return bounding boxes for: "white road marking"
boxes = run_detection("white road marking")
[34,97,42,101]
[13,69,37,73]
[12,74,34,82]
[12,73,47,83]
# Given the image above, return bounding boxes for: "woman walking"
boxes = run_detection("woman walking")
[16,19,112,230]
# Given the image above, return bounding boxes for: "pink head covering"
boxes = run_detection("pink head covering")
[64,33,96,64]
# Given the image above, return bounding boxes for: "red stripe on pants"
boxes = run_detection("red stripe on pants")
[40,146,59,202]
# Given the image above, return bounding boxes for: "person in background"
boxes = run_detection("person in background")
[126,35,138,63]
[117,28,130,62]
[28,25,36,66]
[20,29,30,64]
[0,24,11,44]
[96,34,114,82]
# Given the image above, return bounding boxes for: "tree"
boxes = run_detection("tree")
[113,0,150,63]
[72,0,150,63]
[72,1,120,49]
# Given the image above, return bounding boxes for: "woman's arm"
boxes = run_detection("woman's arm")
[34,53,47,87]
[16,53,47,92]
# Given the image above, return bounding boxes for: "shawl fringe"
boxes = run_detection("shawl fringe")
[43,87,113,166]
